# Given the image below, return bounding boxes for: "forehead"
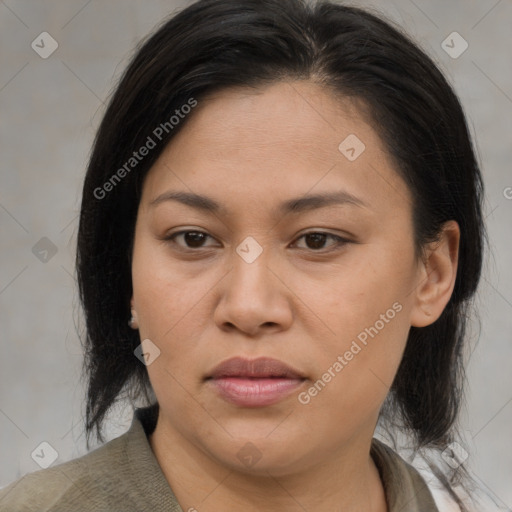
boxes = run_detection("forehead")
[168,81,377,162]
[140,80,412,217]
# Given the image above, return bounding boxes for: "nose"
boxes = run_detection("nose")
[213,247,293,337]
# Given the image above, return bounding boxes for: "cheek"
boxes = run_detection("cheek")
[318,252,414,341]
[300,307,410,435]
[301,253,414,419]
[132,234,200,333]
[131,237,224,391]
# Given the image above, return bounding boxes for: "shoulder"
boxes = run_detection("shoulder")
[371,438,442,511]
[372,439,496,512]
[0,432,134,512]
[0,405,177,512]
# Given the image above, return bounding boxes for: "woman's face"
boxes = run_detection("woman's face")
[131,80,438,474]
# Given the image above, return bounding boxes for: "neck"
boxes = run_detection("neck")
[148,417,388,512]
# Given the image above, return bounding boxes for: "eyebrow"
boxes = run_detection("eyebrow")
[149,190,369,215]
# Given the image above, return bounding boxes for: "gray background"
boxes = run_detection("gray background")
[1,0,511,508]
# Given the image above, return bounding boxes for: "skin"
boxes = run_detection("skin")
[129,80,460,512]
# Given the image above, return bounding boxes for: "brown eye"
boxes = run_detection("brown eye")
[294,232,349,251]
[166,230,216,249]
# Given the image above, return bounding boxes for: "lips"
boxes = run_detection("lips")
[206,357,306,407]
[207,356,306,380]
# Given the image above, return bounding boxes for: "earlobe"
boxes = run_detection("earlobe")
[129,296,139,329]
[410,220,460,328]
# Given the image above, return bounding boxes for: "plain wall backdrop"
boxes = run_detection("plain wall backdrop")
[1,0,511,508]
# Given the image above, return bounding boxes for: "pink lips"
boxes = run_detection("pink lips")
[206,357,306,407]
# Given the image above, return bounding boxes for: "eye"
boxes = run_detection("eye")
[293,231,350,251]
[165,230,217,249]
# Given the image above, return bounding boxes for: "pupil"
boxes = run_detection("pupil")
[185,232,205,247]
[306,233,326,249]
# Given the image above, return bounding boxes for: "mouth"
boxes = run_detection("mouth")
[205,356,307,407]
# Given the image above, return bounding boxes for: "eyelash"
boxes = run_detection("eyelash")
[163,230,351,253]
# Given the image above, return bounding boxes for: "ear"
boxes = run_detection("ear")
[410,220,460,327]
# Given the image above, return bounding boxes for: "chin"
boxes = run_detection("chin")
[205,433,314,477]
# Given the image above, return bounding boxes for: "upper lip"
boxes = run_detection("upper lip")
[207,357,306,380]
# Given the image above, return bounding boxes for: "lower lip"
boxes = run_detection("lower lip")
[208,377,305,407]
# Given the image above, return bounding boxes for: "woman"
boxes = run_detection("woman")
[0,0,487,510]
